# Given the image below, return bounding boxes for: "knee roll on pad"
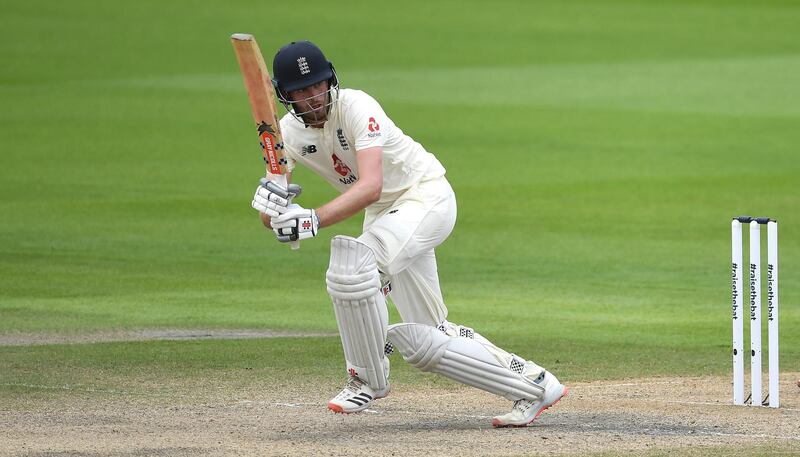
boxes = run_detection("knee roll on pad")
[327,235,389,391]
[387,323,544,401]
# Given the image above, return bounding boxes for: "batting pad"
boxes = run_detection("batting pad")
[327,236,389,391]
[387,323,545,401]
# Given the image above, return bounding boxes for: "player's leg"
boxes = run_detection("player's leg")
[438,321,567,426]
[360,176,567,424]
[384,260,568,425]
[382,249,447,326]
[388,322,568,427]
[359,176,456,325]
[326,236,391,414]
[326,179,451,414]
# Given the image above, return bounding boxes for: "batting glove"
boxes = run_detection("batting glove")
[251,178,301,218]
[271,204,319,243]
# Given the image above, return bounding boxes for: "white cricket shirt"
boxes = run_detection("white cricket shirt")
[279,89,446,207]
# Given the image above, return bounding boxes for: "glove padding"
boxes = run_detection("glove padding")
[251,178,302,218]
[271,204,319,243]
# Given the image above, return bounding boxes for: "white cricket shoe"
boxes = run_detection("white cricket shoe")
[491,370,568,427]
[327,377,390,414]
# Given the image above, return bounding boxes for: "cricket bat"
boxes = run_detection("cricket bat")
[231,33,299,250]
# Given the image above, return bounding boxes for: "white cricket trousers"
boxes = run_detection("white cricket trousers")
[358,175,456,326]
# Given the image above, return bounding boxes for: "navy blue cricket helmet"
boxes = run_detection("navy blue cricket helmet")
[272,40,338,101]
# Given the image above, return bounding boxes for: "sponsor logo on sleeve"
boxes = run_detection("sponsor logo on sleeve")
[367,117,381,138]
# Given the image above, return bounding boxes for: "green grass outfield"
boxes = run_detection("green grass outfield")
[1,0,799,394]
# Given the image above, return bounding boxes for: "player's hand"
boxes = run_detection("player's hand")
[271,204,319,243]
[251,178,301,217]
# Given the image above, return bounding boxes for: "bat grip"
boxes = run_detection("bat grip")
[286,188,300,251]
[268,173,300,251]
[287,191,300,250]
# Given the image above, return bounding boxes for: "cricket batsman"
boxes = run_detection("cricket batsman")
[251,40,568,427]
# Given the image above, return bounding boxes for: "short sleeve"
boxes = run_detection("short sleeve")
[347,92,388,151]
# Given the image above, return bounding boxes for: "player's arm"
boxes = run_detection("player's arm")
[315,146,382,228]
[270,148,381,243]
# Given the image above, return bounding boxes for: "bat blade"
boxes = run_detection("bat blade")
[231,33,299,249]
[231,33,288,178]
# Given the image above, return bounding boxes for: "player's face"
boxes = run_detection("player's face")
[289,81,330,126]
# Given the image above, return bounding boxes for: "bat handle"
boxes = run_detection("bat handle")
[286,190,300,250]
[268,174,300,251]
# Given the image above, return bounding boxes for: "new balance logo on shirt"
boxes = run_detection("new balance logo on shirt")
[301,144,317,156]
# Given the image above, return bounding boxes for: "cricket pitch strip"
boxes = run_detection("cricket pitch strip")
[2,373,798,456]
